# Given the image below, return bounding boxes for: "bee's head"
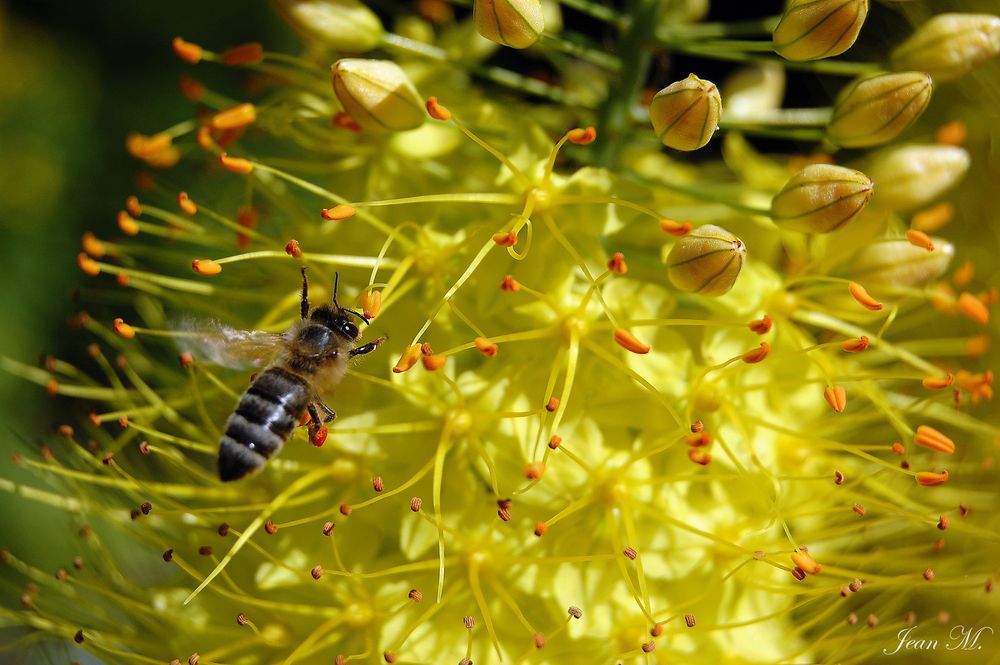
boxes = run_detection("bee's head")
[310,306,367,340]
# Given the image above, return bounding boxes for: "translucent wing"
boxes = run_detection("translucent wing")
[175,319,286,370]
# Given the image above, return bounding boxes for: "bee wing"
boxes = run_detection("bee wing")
[176,320,286,370]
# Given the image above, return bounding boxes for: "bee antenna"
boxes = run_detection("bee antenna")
[332,272,340,309]
[343,308,370,326]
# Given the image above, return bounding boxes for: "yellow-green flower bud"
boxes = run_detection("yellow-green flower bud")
[667,225,746,296]
[275,0,384,53]
[826,72,932,148]
[474,0,544,49]
[649,74,722,152]
[851,238,954,289]
[771,164,874,233]
[331,58,425,132]
[772,0,869,61]
[866,145,969,210]
[890,13,1000,83]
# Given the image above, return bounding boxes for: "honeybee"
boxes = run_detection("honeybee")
[185,268,385,481]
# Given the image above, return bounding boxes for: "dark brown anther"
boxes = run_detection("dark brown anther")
[237,613,249,626]
[497,507,511,522]
[10,452,22,465]
[323,521,335,536]
[867,614,879,628]
[339,503,352,516]
[102,452,114,465]
[372,476,385,492]
[547,435,562,450]
[74,629,84,644]
[58,425,74,438]
[79,526,93,538]
[533,633,545,649]
[834,470,844,485]
[904,611,916,626]
[959,503,969,517]
[383,651,396,664]
[56,568,69,581]
[138,441,151,455]
[410,497,423,512]
[115,355,128,369]
[938,611,950,624]
[162,549,174,562]
[545,397,559,412]
[986,579,994,593]
[934,538,945,552]
[420,342,434,356]
[311,565,323,580]
[73,556,84,570]
[840,587,850,597]
[690,420,704,433]
[130,509,141,520]
[459,659,472,665]
[937,515,949,530]
[335,656,347,665]
[623,546,638,560]
[847,612,858,625]
[20,593,32,608]
[199,546,213,556]
[853,503,866,516]
[568,606,582,619]
[901,460,911,470]
[641,641,655,653]
[684,614,696,628]
[170,660,181,665]
[217,523,230,537]
[87,343,99,358]
[189,654,200,665]
[792,567,806,581]
[923,568,935,581]
[463,616,475,630]
[41,447,53,460]
[408,589,423,602]
[117,416,128,428]
[140,502,152,515]
[265,519,278,535]
[849,579,863,593]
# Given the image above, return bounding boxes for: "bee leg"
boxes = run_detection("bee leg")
[350,335,388,357]
[306,403,326,441]
[300,267,310,320]
[315,399,337,423]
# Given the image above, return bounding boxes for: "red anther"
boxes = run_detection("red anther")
[892,442,905,455]
[685,432,711,447]
[533,633,546,649]
[198,545,213,556]
[937,515,949,530]
[748,315,773,334]
[935,120,967,146]
[791,549,821,574]
[742,342,770,364]
[125,195,142,217]
[492,230,518,247]
[524,462,545,480]
[650,623,664,636]
[545,397,559,412]
[117,416,129,428]
[196,125,215,151]
[172,37,202,64]
[77,253,101,276]
[842,336,869,353]
[312,426,328,447]
[339,503,352,516]
[408,588,423,602]
[659,218,692,236]
[74,629,84,644]
[923,568,935,581]
[425,96,452,121]
[321,204,356,221]
[222,42,264,66]
[47,379,58,396]
[332,112,363,132]
[58,424,74,438]
[116,274,130,287]
[474,337,498,357]
[607,252,628,274]
[217,522,230,536]
[102,452,114,466]
[178,75,205,101]
[284,240,302,258]
[500,275,521,292]
[547,435,562,450]
[178,191,197,215]
[567,126,597,145]
[81,232,105,258]
[959,504,969,517]
[264,520,278,535]
[420,343,434,355]
[849,579,863,593]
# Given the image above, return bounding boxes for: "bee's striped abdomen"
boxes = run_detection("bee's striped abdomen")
[218,366,311,481]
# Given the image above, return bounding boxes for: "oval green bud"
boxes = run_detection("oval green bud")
[275,0,384,53]
[890,13,1000,83]
[474,0,545,49]
[771,164,874,233]
[867,145,969,211]
[331,59,425,132]
[667,225,746,296]
[773,0,869,61]
[649,74,722,152]
[826,72,932,148]
[851,238,954,289]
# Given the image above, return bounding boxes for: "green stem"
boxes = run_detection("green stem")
[622,170,771,216]
[539,33,622,71]
[557,0,622,25]
[658,16,780,40]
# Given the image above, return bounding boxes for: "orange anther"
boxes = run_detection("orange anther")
[607,252,628,274]
[613,328,650,354]
[125,195,142,217]
[912,202,954,232]
[500,275,521,292]
[937,515,949,530]
[658,218,692,236]
[566,126,596,145]
[742,342,770,364]
[236,205,258,248]
[192,259,222,275]
[841,336,869,353]
[834,470,845,485]
[117,211,140,236]
[748,315,772,334]
[178,75,205,101]
[221,42,264,66]
[935,120,966,146]
[953,260,974,287]
[425,96,451,121]
[957,292,989,325]
[125,132,172,160]
[534,521,547,536]
[172,37,202,64]
[967,335,990,356]
[178,192,197,216]
[915,470,950,487]
[685,432,711,447]
[922,373,954,389]
[492,230,518,247]
[824,386,847,413]
[393,344,422,373]
[524,462,545,480]
[81,232,105,258]
[212,103,257,131]
[848,281,883,311]
[116,274,130,287]
[196,126,215,151]
[422,354,447,371]
[915,425,955,454]
[791,550,821,575]
[892,442,905,456]
[113,318,136,339]
[321,204,356,221]
[905,229,934,251]
[690,420,704,433]
[473,337,498,357]
[284,239,302,259]
[547,435,562,449]
[687,448,711,465]
[332,112,363,132]
[360,290,381,319]
[220,153,253,173]
[545,397,559,412]
[46,379,58,396]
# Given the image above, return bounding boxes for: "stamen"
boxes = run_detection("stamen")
[684,614,696,627]
[492,231,518,247]
[422,355,447,371]
[332,112,362,132]
[285,240,303,258]
[125,195,142,216]
[81,232,106,258]
[848,282,883,311]
[360,290,382,319]
[220,153,253,174]
[566,127,596,145]
[935,120,967,146]
[221,42,264,66]
[172,37,203,64]
[118,211,140,236]
[524,463,545,480]
[77,253,101,276]
[790,549,821,574]
[545,398,559,412]
[953,260,974,287]
[500,275,521,292]
[547,435,562,450]
[841,336,869,352]
[212,104,257,130]
[852,503,865,516]
[912,202,955,232]
[613,329,651,354]
[179,75,205,101]
[892,443,905,455]
[658,218,692,236]
[113,319,136,339]
[425,97,451,121]
[321,205,356,221]
[607,252,628,274]
[178,192,197,216]
[748,315,772,334]
[688,449,711,465]
[192,259,223,275]
[823,385,847,413]
[937,515,949,530]
[474,338,498,357]
[915,470,949,486]
[742,342,770,364]
[914,425,955,454]
[905,229,935,251]
[957,292,990,325]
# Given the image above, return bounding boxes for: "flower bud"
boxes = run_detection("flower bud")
[850,238,954,290]
[474,0,544,49]
[826,72,932,148]
[866,145,969,211]
[649,74,722,152]
[890,14,1000,83]
[771,164,874,233]
[331,59,425,132]
[274,0,384,53]
[772,0,869,61]
[667,225,745,296]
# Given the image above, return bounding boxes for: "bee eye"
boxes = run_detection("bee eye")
[342,322,359,339]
